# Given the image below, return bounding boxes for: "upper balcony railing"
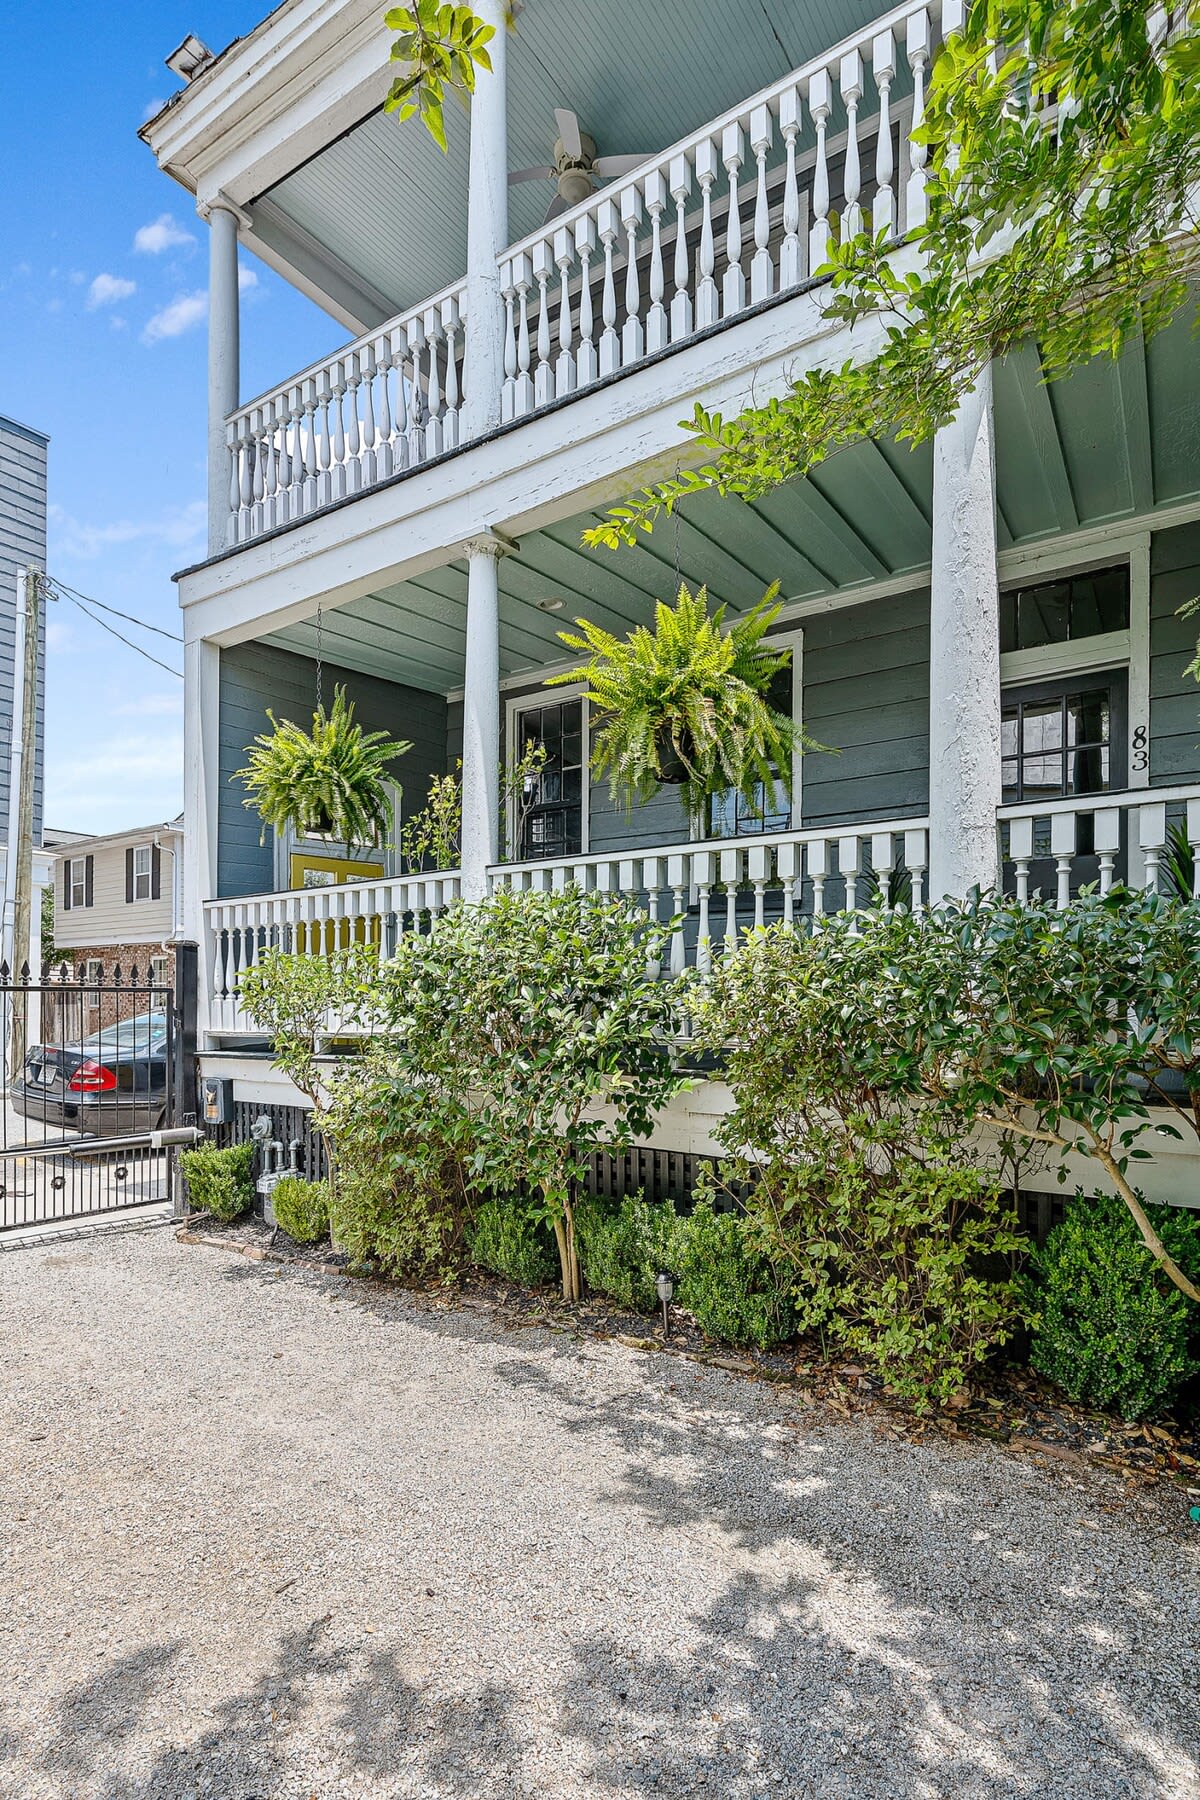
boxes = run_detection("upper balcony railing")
[223,0,952,548]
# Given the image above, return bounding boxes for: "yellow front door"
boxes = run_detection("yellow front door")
[288,852,387,953]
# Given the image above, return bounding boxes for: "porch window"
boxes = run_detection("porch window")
[1000,682,1120,804]
[514,699,584,860]
[708,661,794,839]
[999,565,1129,653]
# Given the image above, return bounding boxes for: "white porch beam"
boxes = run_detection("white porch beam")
[463,0,509,438]
[928,365,1001,902]
[206,200,240,556]
[460,537,506,901]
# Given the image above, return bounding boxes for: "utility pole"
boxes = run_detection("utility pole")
[4,566,41,1083]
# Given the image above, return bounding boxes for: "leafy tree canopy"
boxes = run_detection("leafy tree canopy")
[383,2,497,151]
[584,0,1200,549]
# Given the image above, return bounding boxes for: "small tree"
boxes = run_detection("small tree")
[237,945,378,1142]
[365,888,685,1299]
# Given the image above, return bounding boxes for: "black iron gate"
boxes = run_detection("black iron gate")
[0,948,198,1235]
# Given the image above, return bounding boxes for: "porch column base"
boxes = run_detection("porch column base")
[461,538,504,901]
[928,365,1001,903]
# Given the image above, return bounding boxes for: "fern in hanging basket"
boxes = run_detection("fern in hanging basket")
[549,581,822,821]
[236,686,411,847]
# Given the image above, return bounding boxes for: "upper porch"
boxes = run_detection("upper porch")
[144,0,956,564]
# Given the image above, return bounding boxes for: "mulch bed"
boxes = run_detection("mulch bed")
[179,1213,1200,1523]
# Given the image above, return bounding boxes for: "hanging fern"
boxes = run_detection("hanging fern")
[235,686,411,848]
[549,581,823,821]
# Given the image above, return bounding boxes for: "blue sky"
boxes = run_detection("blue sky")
[0,3,341,833]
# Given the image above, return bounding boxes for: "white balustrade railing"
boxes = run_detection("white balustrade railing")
[490,819,931,974]
[222,0,954,546]
[226,281,468,545]
[498,0,945,424]
[205,869,461,1035]
[999,785,1200,907]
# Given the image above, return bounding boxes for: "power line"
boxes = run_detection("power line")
[42,577,183,680]
[44,574,183,642]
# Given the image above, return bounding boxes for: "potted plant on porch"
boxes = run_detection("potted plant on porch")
[549,580,818,826]
[235,686,411,849]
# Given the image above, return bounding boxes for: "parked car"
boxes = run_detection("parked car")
[11,1011,170,1138]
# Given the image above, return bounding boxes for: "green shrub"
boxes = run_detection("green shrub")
[675,1199,795,1350]
[1027,1192,1200,1419]
[576,1193,680,1314]
[467,1198,558,1289]
[270,1176,331,1244]
[329,1158,466,1280]
[179,1140,256,1222]
[759,1153,1026,1406]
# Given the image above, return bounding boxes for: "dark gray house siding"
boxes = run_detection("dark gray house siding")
[1149,523,1200,787]
[217,641,447,897]
[0,416,48,845]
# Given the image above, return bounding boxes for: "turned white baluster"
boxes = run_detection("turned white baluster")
[620,186,644,365]
[531,238,554,406]
[871,832,896,912]
[873,30,897,237]
[423,307,443,457]
[748,845,769,935]
[719,848,740,958]
[441,295,461,448]
[840,50,864,240]
[694,137,720,328]
[778,86,805,289]
[721,122,746,315]
[315,370,333,507]
[1009,817,1033,904]
[598,200,621,376]
[749,104,774,302]
[1095,809,1121,896]
[808,839,828,919]
[237,415,255,536]
[694,852,714,973]
[359,344,378,486]
[668,855,687,978]
[300,376,319,510]
[777,842,798,930]
[809,68,833,268]
[374,337,394,480]
[553,226,577,397]
[501,260,518,421]
[669,152,694,340]
[261,399,280,530]
[904,828,927,914]
[642,858,663,977]
[644,169,668,352]
[330,363,348,498]
[1139,803,1167,894]
[575,215,598,386]
[406,315,426,463]
[226,419,241,535]
[839,835,860,913]
[511,252,535,414]
[343,351,363,493]
[906,11,931,229]
[390,327,410,471]
[275,391,295,524]
[1050,812,1075,909]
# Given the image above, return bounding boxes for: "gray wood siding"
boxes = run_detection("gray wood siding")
[217,642,448,898]
[1150,524,1200,786]
[800,589,931,826]
[0,418,48,845]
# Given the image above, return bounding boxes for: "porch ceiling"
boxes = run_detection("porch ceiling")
[252,0,892,321]
[263,313,1200,694]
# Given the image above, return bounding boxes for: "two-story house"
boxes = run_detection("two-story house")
[47,818,184,1032]
[141,0,1200,1199]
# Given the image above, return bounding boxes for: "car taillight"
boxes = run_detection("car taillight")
[68,1061,118,1094]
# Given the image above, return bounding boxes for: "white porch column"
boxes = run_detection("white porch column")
[206,200,241,555]
[183,633,221,1034]
[462,0,508,438]
[928,365,1001,901]
[461,537,504,901]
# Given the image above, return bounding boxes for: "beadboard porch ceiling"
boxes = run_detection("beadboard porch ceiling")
[263,314,1200,695]
[251,0,893,322]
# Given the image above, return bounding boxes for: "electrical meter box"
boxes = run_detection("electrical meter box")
[201,1077,234,1127]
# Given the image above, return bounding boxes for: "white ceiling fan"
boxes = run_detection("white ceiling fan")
[509,108,651,223]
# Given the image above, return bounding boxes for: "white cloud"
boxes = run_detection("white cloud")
[48,498,206,559]
[69,270,86,285]
[238,265,258,291]
[134,212,195,255]
[46,730,183,833]
[142,289,206,343]
[115,692,184,719]
[87,272,137,310]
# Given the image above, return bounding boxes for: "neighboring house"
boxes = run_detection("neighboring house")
[46,818,184,1032]
[141,1,1200,1206]
[0,413,54,972]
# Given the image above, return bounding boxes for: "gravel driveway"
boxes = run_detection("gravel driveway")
[0,1228,1196,1800]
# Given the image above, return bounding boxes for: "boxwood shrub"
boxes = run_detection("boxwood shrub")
[270,1176,331,1245]
[179,1140,256,1222]
[467,1197,558,1289]
[575,1193,680,1314]
[675,1198,795,1350]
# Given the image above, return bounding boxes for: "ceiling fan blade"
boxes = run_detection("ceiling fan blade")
[592,153,652,178]
[509,165,557,185]
[554,107,584,160]
[543,193,570,223]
